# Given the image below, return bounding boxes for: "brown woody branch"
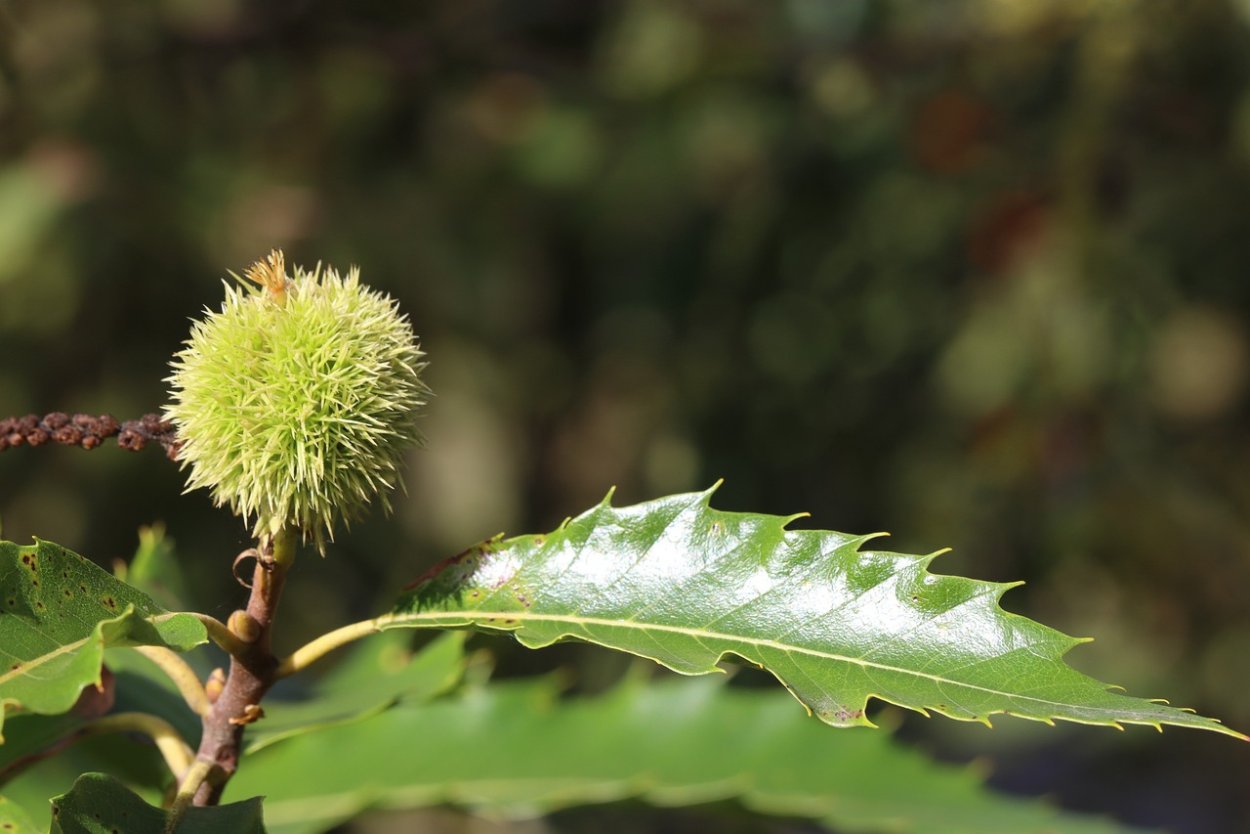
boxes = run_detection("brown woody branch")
[190,530,295,805]
[0,412,180,459]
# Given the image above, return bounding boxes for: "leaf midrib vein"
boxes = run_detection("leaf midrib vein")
[387,609,1133,716]
[0,634,92,687]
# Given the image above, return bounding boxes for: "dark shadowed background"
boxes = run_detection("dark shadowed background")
[2,1,1249,832]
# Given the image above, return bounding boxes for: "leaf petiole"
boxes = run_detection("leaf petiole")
[189,613,250,658]
[275,615,395,679]
[87,712,195,781]
[132,647,211,717]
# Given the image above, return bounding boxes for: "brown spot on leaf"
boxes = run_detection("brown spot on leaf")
[402,545,481,590]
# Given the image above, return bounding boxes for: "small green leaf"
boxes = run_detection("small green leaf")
[234,677,1146,834]
[118,526,192,613]
[50,773,264,833]
[246,631,465,753]
[0,793,38,833]
[0,540,206,741]
[392,487,1242,737]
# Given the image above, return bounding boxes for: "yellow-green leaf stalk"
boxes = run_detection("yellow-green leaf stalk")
[165,251,428,552]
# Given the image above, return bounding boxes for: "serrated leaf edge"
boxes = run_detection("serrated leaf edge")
[394,485,1247,739]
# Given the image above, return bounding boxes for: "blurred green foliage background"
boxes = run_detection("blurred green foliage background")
[2,1,1250,831]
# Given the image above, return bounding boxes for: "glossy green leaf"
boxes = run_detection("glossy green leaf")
[393,487,1241,736]
[234,677,1146,834]
[0,540,207,741]
[245,632,466,753]
[49,773,264,833]
[0,793,38,833]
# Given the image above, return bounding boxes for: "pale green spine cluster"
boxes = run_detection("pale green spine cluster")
[165,253,427,551]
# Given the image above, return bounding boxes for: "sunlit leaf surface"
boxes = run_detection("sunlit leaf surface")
[392,488,1240,736]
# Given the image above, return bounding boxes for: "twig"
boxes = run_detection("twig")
[191,528,296,806]
[190,612,251,658]
[0,412,180,459]
[133,646,212,717]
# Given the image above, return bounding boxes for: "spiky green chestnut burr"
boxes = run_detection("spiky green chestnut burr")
[165,251,428,551]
